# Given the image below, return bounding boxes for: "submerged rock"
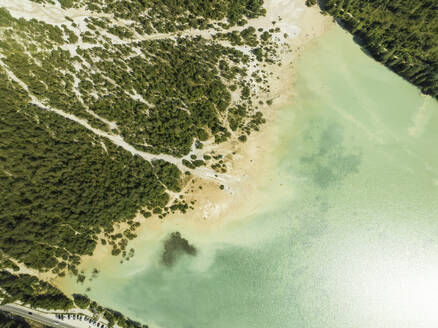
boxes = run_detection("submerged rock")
[161,232,197,267]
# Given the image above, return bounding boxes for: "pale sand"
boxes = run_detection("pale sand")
[57,1,335,278]
[130,1,334,233]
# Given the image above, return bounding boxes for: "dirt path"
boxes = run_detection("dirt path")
[0,58,237,186]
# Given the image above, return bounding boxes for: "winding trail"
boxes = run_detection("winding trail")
[0,58,238,185]
[0,0,254,188]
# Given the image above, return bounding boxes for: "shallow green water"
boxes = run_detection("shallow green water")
[65,27,438,328]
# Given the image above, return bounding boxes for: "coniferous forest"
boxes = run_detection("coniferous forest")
[0,0,275,272]
[322,0,438,98]
[0,0,278,325]
[1,0,437,326]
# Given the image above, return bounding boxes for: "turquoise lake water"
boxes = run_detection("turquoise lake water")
[64,26,438,328]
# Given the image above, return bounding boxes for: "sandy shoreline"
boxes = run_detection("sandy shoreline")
[54,0,333,290]
[124,1,334,236]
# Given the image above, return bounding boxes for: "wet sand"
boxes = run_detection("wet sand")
[58,1,333,279]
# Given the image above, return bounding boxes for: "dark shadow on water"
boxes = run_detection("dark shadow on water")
[161,232,197,267]
[299,122,361,190]
[314,1,438,100]
[314,0,380,59]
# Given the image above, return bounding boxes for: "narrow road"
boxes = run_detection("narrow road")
[0,304,75,328]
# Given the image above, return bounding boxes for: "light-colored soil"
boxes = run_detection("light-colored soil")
[71,1,334,271]
[1,0,333,282]
[132,1,334,233]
